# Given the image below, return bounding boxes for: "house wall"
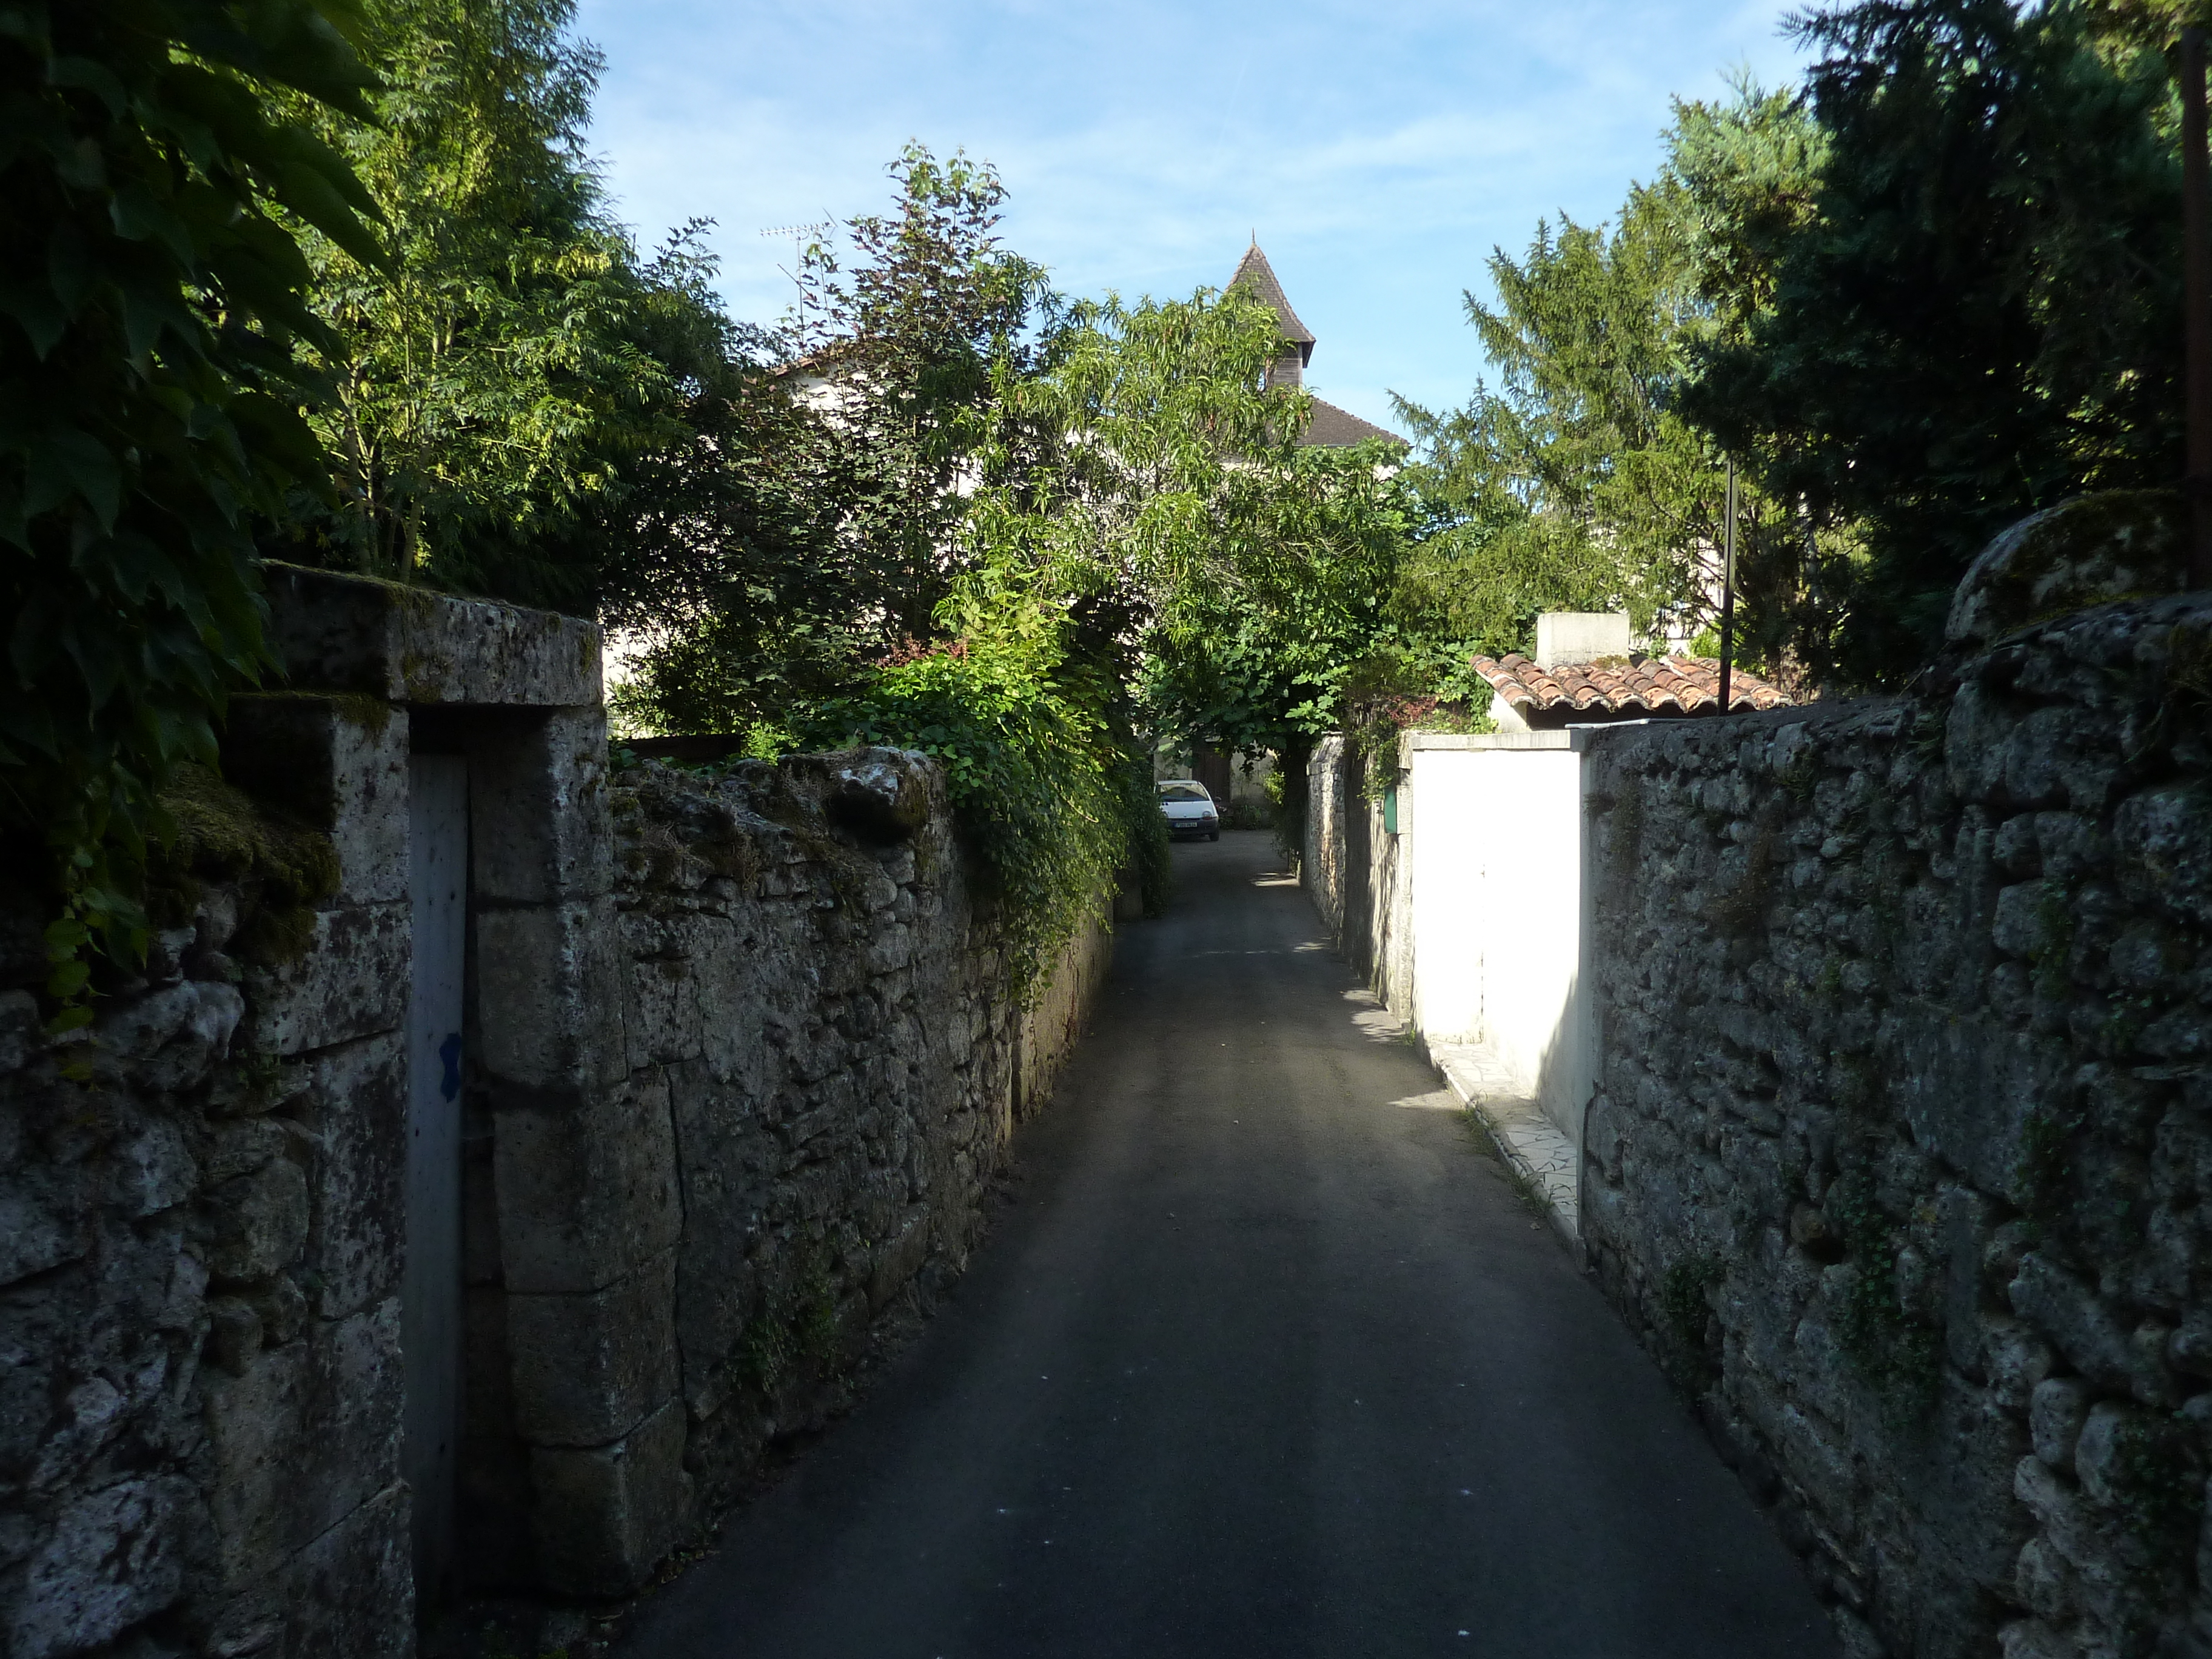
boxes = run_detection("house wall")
[1406,734,1599,1144]
[1580,590,2212,1659]
[0,570,1112,1657]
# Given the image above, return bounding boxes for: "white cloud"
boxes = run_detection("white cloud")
[575,0,1809,424]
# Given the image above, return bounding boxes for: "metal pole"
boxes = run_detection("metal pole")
[2184,28,2212,586]
[1718,459,1737,714]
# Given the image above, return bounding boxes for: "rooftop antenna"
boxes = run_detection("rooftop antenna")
[759,220,832,295]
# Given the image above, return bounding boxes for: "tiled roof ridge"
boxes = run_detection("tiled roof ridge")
[1470,651,1793,716]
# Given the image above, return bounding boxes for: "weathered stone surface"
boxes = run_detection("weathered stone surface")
[92,979,244,1096]
[611,752,1113,1527]
[528,1397,692,1599]
[201,1302,403,1584]
[471,705,615,904]
[4,1476,194,1659]
[2030,1377,2091,1473]
[201,1156,310,1283]
[269,1479,412,1659]
[474,896,628,1097]
[290,1034,406,1319]
[821,748,933,843]
[2010,1255,2166,1403]
[243,902,407,1056]
[1946,490,2187,648]
[1,683,1109,1642]
[225,692,409,907]
[491,1067,680,1296]
[263,562,601,708]
[1566,578,2212,1659]
[505,1253,680,1447]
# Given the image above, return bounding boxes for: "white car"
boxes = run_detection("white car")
[1158,780,1220,841]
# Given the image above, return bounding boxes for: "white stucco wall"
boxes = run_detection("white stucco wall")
[1404,732,1600,1147]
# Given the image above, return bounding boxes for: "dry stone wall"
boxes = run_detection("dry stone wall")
[1581,586,2212,1659]
[1303,734,1411,1014]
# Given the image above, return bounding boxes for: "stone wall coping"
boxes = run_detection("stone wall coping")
[263,563,602,708]
[1404,729,1583,752]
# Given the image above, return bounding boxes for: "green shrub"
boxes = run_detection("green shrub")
[794,642,1153,997]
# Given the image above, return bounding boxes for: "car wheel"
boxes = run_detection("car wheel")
[1207,831,1219,841]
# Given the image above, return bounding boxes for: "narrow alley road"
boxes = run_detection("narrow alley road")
[618,834,1837,1658]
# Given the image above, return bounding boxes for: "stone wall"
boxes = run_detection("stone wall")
[592,752,1112,1530]
[1580,581,2212,1659]
[1,751,420,1659]
[1304,734,1411,1014]
[0,567,1112,1657]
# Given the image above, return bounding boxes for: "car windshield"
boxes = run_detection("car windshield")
[1158,783,1212,803]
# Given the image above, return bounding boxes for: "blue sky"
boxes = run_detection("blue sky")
[572,0,1813,434]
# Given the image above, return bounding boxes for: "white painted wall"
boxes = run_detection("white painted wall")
[1405,740,1485,1042]
[1404,732,1600,1148]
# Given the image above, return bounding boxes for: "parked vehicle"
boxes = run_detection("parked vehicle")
[1158,779,1220,841]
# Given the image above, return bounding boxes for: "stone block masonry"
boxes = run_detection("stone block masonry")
[607,756,1111,1523]
[0,567,1111,1657]
[1580,585,2212,1659]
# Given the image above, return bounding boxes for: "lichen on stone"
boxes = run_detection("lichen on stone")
[1946,489,2188,648]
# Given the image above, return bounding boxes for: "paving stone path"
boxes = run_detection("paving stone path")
[617,833,1838,1658]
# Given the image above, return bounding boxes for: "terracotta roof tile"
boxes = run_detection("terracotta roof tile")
[1471,653,1794,719]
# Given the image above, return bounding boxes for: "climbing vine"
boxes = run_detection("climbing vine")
[0,0,382,1021]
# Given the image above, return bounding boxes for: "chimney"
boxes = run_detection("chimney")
[1534,612,1632,669]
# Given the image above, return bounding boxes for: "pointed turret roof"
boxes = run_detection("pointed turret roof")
[1229,240,1315,364]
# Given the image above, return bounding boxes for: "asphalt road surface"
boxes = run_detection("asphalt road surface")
[618,833,1839,1659]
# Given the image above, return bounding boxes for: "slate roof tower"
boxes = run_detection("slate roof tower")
[1227,239,1403,447]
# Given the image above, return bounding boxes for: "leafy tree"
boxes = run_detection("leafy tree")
[1389,97,1831,682]
[1684,0,2186,683]
[792,144,1055,643]
[612,146,1053,738]
[0,0,381,1010]
[960,284,1420,750]
[1396,191,1711,642]
[1139,441,1423,760]
[282,0,715,609]
[1667,81,1832,350]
